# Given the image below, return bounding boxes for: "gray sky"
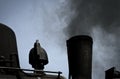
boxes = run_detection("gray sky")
[64,0,120,79]
[0,0,120,79]
[0,0,68,78]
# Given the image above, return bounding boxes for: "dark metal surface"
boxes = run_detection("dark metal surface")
[67,35,93,79]
[0,23,20,68]
[105,67,120,79]
[0,66,62,74]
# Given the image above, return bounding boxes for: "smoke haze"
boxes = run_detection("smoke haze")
[0,0,68,78]
[0,0,120,79]
[61,0,120,79]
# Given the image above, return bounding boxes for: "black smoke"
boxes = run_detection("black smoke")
[64,0,120,79]
[66,0,120,35]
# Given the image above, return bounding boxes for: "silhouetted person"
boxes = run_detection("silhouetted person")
[29,40,48,71]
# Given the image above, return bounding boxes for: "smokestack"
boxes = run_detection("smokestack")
[66,35,93,79]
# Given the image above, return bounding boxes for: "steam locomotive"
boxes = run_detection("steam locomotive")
[0,23,95,79]
[0,23,64,79]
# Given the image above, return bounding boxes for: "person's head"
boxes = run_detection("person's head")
[34,40,41,48]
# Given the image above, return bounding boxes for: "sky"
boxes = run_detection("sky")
[0,0,120,79]
[0,0,68,78]
[64,0,120,79]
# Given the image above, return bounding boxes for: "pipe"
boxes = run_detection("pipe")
[66,35,93,79]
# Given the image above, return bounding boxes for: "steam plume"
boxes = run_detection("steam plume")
[62,0,120,79]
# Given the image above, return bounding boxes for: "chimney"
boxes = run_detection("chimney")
[66,35,93,79]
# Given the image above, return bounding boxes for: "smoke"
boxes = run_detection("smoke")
[0,0,69,78]
[60,0,120,79]
[65,0,120,35]
[0,0,120,79]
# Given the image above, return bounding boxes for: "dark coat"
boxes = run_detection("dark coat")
[29,47,48,69]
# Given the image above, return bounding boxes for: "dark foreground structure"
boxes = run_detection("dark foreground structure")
[105,67,120,79]
[66,35,93,79]
[0,23,64,79]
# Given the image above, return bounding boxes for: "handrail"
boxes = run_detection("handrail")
[0,66,62,74]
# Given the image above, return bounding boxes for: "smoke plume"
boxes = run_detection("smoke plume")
[62,0,120,79]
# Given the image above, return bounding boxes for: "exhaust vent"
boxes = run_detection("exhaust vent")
[66,35,93,79]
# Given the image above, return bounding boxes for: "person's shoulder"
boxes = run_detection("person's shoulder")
[30,48,34,52]
[42,48,46,52]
